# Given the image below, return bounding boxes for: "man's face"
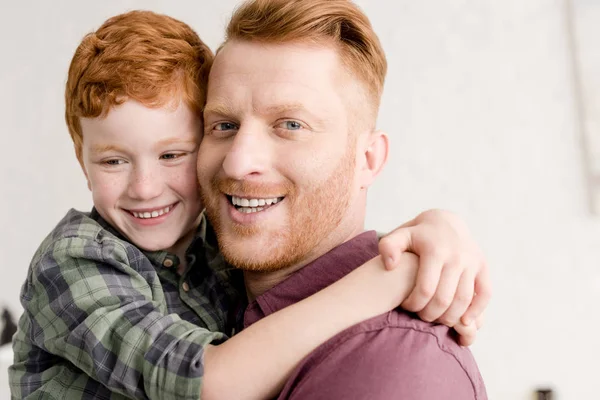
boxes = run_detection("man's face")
[198,40,364,271]
[80,100,204,252]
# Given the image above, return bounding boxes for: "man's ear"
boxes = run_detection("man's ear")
[358,130,389,189]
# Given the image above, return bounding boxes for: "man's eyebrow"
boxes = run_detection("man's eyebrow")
[204,103,236,118]
[204,102,310,117]
[259,103,307,115]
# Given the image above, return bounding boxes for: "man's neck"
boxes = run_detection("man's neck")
[243,225,365,302]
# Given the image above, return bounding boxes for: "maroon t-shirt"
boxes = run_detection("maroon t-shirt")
[244,230,488,400]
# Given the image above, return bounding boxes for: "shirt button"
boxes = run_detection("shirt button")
[182,282,190,292]
[163,258,174,268]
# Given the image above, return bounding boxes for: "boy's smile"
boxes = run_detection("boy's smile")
[125,202,178,224]
[80,99,203,255]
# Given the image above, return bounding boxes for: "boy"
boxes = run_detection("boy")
[10,10,489,400]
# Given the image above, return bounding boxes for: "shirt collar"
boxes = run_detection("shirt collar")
[89,207,211,269]
[244,230,379,328]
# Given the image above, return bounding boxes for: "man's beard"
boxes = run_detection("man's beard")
[201,146,356,272]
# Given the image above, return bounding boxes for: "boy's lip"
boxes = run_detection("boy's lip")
[125,202,178,213]
[124,202,179,226]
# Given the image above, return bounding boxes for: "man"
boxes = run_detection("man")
[198,0,488,398]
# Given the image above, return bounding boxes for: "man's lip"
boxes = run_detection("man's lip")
[224,193,284,199]
[224,195,282,223]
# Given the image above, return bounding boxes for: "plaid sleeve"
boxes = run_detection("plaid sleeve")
[17,234,224,400]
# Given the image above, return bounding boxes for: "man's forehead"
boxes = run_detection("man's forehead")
[211,40,343,81]
[207,41,360,113]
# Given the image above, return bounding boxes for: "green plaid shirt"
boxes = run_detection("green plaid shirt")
[9,208,243,400]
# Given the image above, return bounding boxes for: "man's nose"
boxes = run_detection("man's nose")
[127,163,163,201]
[222,125,271,180]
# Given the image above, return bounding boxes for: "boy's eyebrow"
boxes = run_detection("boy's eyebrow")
[90,144,126,154]
[154,137,199,148]
[154,137,200,149]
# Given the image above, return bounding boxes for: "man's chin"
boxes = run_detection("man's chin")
[221,246,279,272]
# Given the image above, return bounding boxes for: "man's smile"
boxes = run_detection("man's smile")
[226,194,285,214]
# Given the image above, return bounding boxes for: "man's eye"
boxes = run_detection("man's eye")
[214,122,238,131]
[277,120,303,130]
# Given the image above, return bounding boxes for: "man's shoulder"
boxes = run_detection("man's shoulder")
[279,310,487,400]
[303,309,471,363]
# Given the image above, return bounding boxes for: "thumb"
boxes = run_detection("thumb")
[378,226,414,270]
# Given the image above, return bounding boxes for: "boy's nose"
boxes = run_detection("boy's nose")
[127,166,163,201]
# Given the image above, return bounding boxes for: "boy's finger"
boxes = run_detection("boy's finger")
[417,261,463,322]
[378,228,412,271]
[460,266,492,325]
[436,270,475,327]
[454,321,477,346]
[401,253,443,312]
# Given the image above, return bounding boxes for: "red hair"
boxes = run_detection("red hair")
[65,10,213,163]
[225,0,386,113]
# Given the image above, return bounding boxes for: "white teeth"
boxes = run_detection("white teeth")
[238,206,266,214]
[231,196,282,207]
[131,205,172,219]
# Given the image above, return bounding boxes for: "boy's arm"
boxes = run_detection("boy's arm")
[203,255,416,400]
[18,210,488,400]
[19,239,415,400]
[19,239,221,400]
[378,209,491,345]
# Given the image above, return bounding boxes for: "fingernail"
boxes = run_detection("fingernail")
[386,256,395,268]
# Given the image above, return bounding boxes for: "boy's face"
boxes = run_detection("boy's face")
[80,100,203,253]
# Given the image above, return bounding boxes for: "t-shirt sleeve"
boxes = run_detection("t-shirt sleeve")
[281,318,485,400]
[18,235,224,400]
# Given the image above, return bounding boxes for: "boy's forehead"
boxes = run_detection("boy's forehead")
[80,100,201,146]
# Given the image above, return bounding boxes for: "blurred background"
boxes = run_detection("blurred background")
[1,1,599,398]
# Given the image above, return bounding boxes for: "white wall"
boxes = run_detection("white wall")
[1,1,598,399]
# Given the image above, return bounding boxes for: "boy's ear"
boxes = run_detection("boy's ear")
[75,145,92,191]
[358,130,389,189]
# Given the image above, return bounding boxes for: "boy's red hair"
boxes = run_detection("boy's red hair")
[65,10,213,163]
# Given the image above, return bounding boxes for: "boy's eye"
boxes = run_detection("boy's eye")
[160,153,184,160]
[104,159,125,166]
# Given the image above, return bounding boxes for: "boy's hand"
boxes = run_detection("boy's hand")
[378,209,491,345]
